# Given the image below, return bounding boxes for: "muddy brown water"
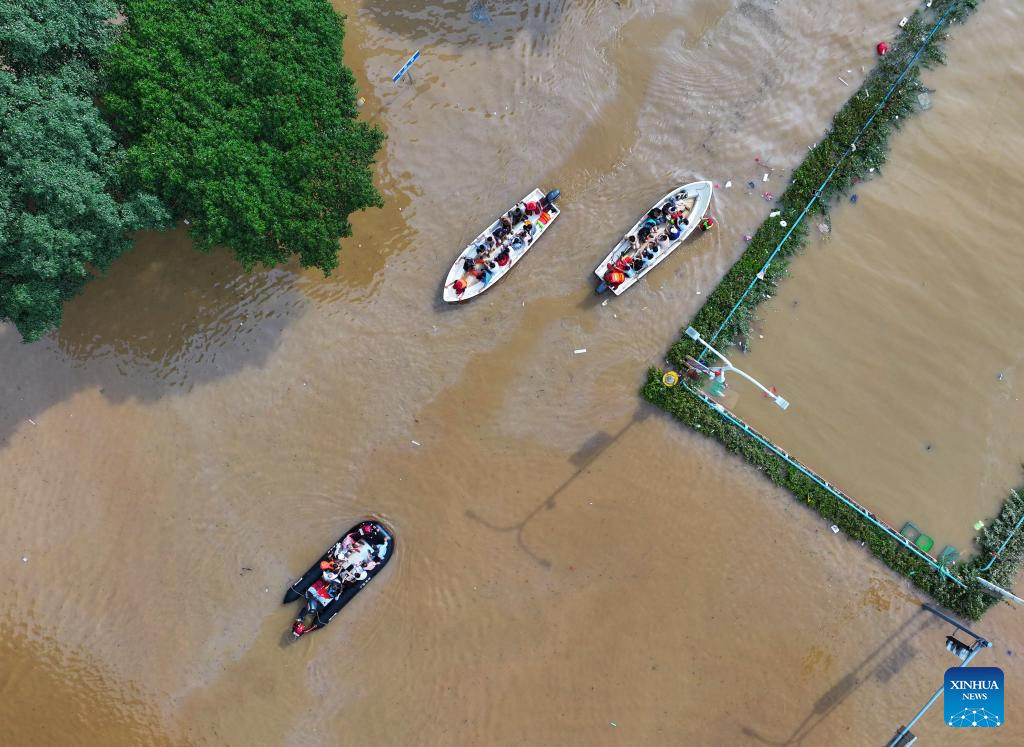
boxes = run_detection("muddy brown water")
[1,1,1021,745]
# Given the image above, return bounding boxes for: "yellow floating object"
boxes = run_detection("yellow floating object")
[662,371,680,387]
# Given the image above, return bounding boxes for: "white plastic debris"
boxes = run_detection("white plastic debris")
[838,76,850,87]
[725,180,732,188]
[601,299,609,307]
[574,348,587,355]
[28,418,37,425]
[22,556,28,563]
[899,16,909,27]
[831,525,840,534]
[411,440,421,447]
[769,210,781,217]
[762,173,770,182]
[780,220,788,227]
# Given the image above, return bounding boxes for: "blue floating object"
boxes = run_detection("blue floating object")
[470,1,493,24]
[850,194,858,204]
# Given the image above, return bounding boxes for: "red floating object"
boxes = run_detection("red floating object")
[877,41,889,56]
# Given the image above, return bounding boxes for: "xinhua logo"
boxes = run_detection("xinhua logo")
[944,667,1004,727]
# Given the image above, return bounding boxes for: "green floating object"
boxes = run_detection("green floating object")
[915,534,934,553]
[900,522,922,541]
[974,520,985,531]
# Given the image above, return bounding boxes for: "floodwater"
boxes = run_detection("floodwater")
[1,1,1021,745]
[729,0,1024,554]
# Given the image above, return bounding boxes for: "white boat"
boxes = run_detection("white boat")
[593,180,713,295]
[442,188,561,303]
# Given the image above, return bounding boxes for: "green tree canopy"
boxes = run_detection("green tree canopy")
[0,0,168,342]
[103,0,385,273]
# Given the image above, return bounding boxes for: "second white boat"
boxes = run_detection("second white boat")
[594,180,713,295]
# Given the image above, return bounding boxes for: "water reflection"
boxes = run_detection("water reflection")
[0,626,182,746]
[0,228,304,446]
[357,0,574,48]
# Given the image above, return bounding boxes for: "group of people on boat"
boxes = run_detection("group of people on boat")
[602,190,710,291]
[293,523,387,635]
[451,196,552,296]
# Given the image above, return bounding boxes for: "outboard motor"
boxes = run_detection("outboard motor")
[542,189,560,208]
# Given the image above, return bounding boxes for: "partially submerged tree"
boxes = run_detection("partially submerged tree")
[0,0,167,341]
[103,0,385,273]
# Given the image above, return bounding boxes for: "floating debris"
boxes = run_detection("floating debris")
[573,348,587,355]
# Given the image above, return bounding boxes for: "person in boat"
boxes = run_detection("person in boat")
[522,219,534,236]
[657,231,670,251]
[511,204,525,224]
[626,235,638,253]
[631,255,645,272]
[663,198,676,214]
[604,268,626,290]
[496,249,511,267]
[648,207,663,224]
[668,224,681,242]
[500,214,513,231]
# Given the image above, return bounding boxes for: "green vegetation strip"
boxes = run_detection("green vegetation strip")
[642,0,1024,620]
[1,0,382,342]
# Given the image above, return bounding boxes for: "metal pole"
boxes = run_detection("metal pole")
[887,645,988,747]
[976,577,1024,605]
[887,606,992,746]
[689,330,788,408]
[921,604,990,645]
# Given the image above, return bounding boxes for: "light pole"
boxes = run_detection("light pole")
[887,605,993,746]
[684,326,790,410]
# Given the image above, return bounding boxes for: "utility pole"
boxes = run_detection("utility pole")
[887,604,992,746]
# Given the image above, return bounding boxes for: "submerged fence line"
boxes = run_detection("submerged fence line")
[684,383,966,586]
[698,0,963,360]
[640,0,1024,619]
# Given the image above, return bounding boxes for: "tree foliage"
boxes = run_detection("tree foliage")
[0,0,167,341]
[103,0,385,273]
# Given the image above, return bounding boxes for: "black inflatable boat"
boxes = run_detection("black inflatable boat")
[284,520,394,637]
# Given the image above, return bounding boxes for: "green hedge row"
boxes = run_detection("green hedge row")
[642,0,1024,619]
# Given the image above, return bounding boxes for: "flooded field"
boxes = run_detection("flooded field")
[729,0,1024,554]
[1,0,1021,744]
